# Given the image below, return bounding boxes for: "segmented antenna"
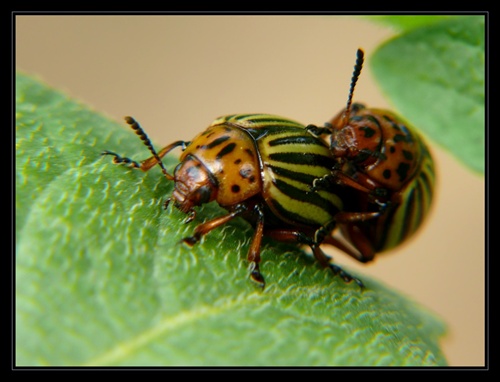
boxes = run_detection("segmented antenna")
[124,116,174,180]
[342,48,364,126]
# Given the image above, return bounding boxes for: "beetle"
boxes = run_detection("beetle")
[102,112,375,289]
[306,48,435,262]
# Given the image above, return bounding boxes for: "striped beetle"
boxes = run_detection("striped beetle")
[307,49,435,261]
[102,113,373,289]
[101,49,435,289]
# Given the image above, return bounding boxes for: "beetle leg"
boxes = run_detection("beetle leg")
[310,243,364,288]
[247,204,266,289]
[182,204,247,246]
[263,228,363,288]
[322,229,375,264]
[181,203,266,288]
[329,210,378,263]
[334,210,380,223]
[311,170,372,194]
[163,198,171,210]
[305,123,332,138]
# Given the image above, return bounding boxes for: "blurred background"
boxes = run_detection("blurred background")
[15,15,485,366]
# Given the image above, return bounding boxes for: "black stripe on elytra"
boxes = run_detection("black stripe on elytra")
[402,150,414,161]
[241,116,299,125]
[249,123,302,131]
[418,166,434,200]
[269,152,335,168]
[377,202,399,251]
[231,114,257,120]
[267,164,317,185]
[216,142,237,159]
[268,135,322,147]
[273,178,340,214]
[413,182,425,231]
[400,187,418,241]
[268,197,319,227]
[206,135,231,149]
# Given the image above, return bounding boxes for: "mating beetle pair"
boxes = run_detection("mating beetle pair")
[102,49,435,289]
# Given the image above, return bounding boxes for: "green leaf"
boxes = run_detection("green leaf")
[370,16,485,174]
[366,15,453,31]
[16,73,447,366]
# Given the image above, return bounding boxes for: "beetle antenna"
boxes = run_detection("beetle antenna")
[342,48,364,126]
[124,116,174,180]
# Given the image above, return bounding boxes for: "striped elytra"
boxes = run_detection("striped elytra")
[102,113,363,289]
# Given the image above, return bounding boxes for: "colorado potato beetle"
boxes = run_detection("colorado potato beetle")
[102,114,372,289]
[102,48,435,289]
[307,49,435,262]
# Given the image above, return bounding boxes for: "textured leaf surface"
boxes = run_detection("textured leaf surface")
[15,73,447,366]
[370,16,485,174]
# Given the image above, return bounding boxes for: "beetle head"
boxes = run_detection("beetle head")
[171,155,218,214]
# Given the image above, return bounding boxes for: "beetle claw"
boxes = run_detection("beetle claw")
[182,236,198,246]
[249,262,266,289]
[329,263,364,289]
[163,198,171,210]
[183,209,196,224]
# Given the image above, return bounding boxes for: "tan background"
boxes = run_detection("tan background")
[15,15,485,366]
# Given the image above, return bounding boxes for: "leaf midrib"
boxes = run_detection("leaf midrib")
[82,293,265,365]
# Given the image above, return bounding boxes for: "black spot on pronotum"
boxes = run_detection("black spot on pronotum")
[216,143,236,159]
[245,148,255,158]
[231,184,241,193]
[207,135,231,149]
[402,150,414,161]
[359,126,376,138]
[383,169,391,179]
[394,134,408,143]
[396,162,410,182]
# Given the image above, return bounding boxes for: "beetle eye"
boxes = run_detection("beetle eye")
[195,185,213,205]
